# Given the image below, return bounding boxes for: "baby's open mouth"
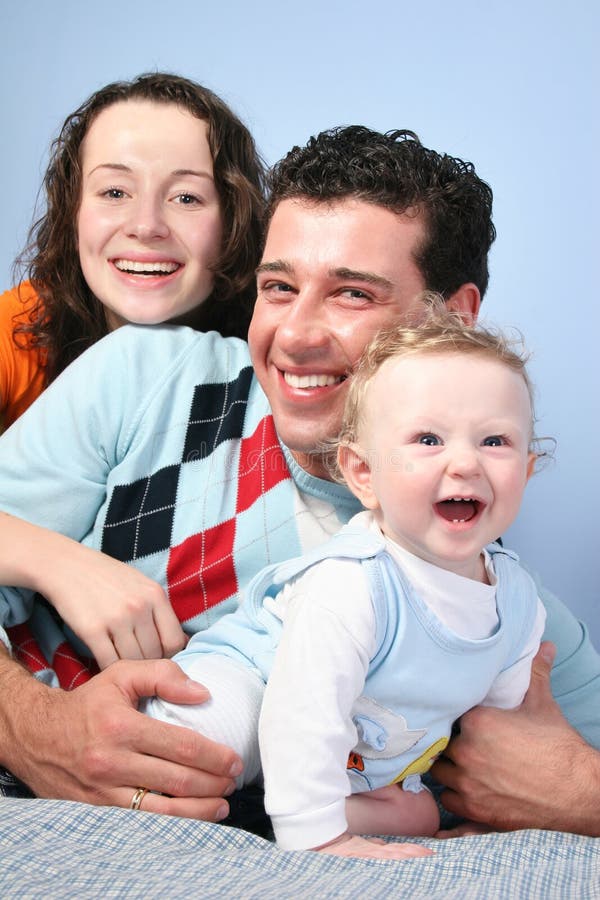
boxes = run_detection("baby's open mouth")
[435,497,481,523]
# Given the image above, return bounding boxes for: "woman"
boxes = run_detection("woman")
[0,72,265,429]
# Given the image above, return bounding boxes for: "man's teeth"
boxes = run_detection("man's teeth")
[114,260,179,274]
[283,372,343,389]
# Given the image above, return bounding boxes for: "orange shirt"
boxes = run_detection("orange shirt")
[0,282,46,429]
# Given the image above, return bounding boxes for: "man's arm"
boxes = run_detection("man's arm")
[431,642,600,836]
[0,645,242,817]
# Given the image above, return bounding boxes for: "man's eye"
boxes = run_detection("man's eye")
[483,435,505,447]
[263,282,293,292]
[418,433,441,446]
[341,288,369,301]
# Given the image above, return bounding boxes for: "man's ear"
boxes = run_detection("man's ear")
[445,283,481,324]
[337,443,379,510]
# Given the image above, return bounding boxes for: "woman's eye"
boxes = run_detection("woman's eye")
[483,435,506,447]
[102,188,126,200]
[418,433,441,446]
[174,193,201,206]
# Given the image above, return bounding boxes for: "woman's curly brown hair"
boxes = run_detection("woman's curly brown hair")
[13,72,266,383]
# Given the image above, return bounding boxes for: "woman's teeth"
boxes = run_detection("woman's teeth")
[114,260,179,275]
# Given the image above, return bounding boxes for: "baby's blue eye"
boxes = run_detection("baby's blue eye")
[418,433,441,446]
[483,435,505,447]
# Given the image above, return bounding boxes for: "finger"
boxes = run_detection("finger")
[133,712,242,778]
[132,610,165,661]
[109,658,211,706]
[430,755,458,784]
[89,632,120,670]
[522,641,556,712]
[372,843,433,859]
[121,788,231,822]
[436,822,492,839]
[121,753,237,801]
[112,627,146,662]
[152,604,187,658]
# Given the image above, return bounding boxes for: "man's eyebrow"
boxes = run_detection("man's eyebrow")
[333,267,394,290]
[255,260,294,276]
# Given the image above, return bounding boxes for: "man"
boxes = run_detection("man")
[0,127,598,835]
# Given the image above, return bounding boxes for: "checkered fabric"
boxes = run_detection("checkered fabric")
[1,798,598,899]
[0,325,359,688]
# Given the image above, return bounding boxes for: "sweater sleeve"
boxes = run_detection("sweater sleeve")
[258,559,377,850]
[0,324,221,635]
[533,571,600,750]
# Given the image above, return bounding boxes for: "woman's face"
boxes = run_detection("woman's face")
[77,99,223,329]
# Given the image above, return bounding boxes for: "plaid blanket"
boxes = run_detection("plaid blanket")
[1,799,598,898]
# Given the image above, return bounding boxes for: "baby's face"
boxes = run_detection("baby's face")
[345,351,535,580]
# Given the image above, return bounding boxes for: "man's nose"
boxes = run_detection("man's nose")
[277,290,330,355]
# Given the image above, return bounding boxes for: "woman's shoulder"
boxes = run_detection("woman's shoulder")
[0,281,40,327]
[61,324,254,407]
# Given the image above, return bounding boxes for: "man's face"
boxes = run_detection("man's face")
[249,198,428,478]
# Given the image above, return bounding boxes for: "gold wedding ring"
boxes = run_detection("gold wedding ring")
[129,787,149,811]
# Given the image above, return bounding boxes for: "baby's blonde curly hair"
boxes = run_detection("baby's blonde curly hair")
[330,293,542,480]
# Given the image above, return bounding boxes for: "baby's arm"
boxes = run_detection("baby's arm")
[258,561,432,858]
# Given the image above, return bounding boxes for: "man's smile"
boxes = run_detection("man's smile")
[282,371,346,389]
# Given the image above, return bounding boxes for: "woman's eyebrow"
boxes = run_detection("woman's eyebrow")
[85,164,214,180]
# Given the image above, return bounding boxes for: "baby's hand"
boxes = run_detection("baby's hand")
[315,833,433,860]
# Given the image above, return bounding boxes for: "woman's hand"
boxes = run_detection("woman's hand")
[1,512,186,667]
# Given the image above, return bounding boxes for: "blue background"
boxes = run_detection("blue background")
[1,0,598,644]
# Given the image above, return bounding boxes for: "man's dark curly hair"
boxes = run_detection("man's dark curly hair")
[267,126,495,299]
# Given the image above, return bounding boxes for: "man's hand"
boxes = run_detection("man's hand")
[431,642,600,836]
[1,654,242,820]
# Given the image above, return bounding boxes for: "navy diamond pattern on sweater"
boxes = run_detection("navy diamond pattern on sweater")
[182,366,253,463]
[101,367,254,563]
[101,463,181,561]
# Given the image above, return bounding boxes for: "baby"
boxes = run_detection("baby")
[144,310,546,859]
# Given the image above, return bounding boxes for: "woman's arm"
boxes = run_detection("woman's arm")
[0,512,185,666]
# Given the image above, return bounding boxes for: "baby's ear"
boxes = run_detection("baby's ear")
[526,451,537,480]
[337,443,379,510]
